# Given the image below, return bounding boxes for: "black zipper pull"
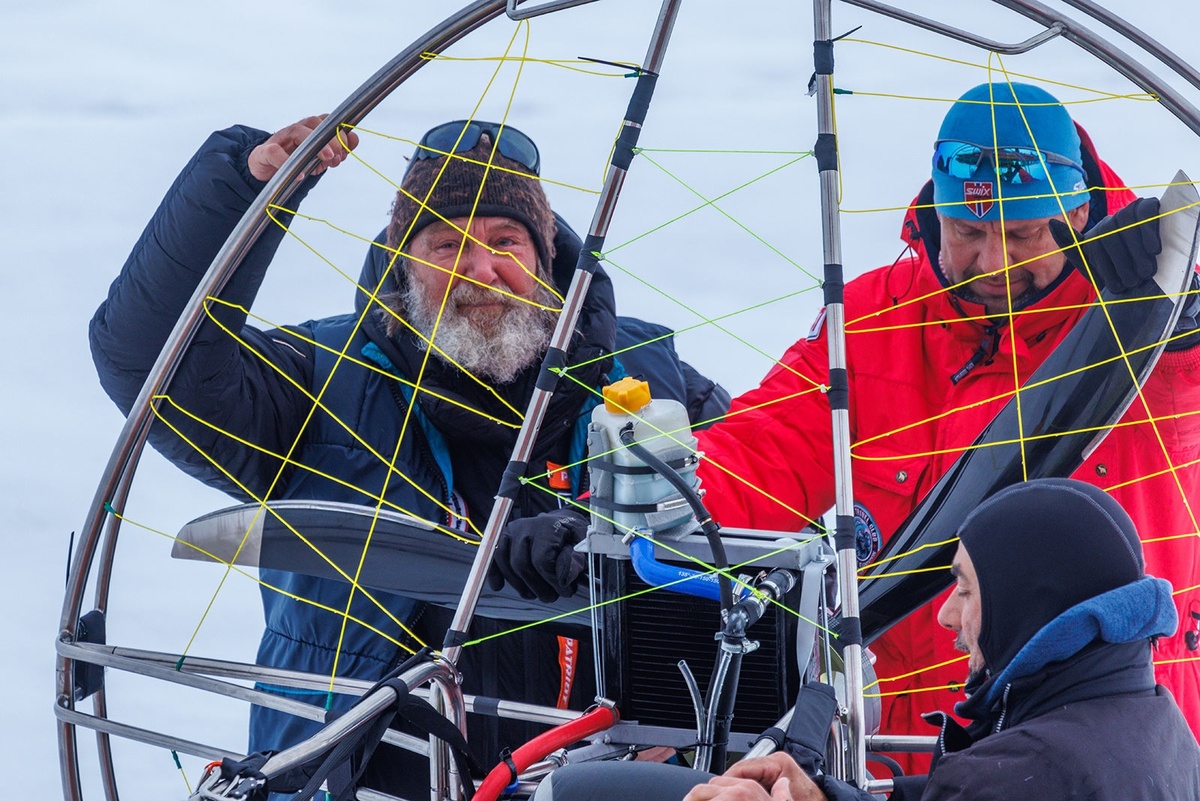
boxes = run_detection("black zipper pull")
[950,324,1000,385]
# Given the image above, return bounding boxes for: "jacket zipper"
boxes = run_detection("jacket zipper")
[951,323,1002,385]
[994,683,1013,733]
[385,379,451,525]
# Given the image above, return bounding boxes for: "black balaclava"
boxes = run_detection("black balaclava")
[957,477,1144,675]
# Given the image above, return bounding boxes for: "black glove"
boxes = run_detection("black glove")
[781,682,840,777]
[815,776,876,801]
[1166,272,1200,352]
[486,508,588,603]
[1049,196,1162,293]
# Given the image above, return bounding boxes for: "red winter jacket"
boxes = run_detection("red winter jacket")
[696,129,1200,762]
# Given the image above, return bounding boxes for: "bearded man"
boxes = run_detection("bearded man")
[90,115,728,795]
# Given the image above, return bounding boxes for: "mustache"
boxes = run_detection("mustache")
[451,281,515,305]
[452,279,561,315]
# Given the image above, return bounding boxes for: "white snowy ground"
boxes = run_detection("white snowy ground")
[4,0,1200,797]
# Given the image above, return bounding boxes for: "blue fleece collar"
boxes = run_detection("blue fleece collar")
[963,575,1177,715]
[361,341,454,494]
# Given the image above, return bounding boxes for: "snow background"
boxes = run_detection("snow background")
[4,0,1199,797]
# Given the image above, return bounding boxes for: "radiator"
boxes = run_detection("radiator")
[598,559,801,735]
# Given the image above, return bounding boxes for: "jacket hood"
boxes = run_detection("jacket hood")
[999,578,1176,685]
[958,478,1148,673]
[957,638,1158,739]
[949,478,1175,734]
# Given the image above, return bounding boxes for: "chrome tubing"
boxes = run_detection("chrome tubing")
[741,708,793,760]
[441,0,686,665]
[836,0,1066,54]
[992,0,1200,137]
[812,0,868,787]
[57,3,512,799]
[1062,0,1200,92]
[506,0,601,19]
[838,0,1200,137]
[63,641,584,727]
[256,661,448,784]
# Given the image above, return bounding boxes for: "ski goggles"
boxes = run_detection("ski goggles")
[933,140,1083,185]
[411,119,541,176]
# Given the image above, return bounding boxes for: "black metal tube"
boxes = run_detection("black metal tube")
[441,0,687,664]
[707,569,797,769]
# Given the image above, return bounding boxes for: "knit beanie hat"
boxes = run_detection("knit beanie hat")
[932,82,1089,222]
[956,478,1144,674]
[386,133,556,273]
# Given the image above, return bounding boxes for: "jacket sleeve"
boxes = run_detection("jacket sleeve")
[919,733,1064,801]
[680,359,732,429]
[694,321,837,532]
[89,125,320,500]
[1134,321,1200,449]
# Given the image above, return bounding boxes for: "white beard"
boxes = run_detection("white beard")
[401,273,559,384]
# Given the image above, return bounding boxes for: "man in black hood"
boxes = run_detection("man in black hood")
[910,478,1198,800]
[535,479,1200,801]
[673,478,1200,801]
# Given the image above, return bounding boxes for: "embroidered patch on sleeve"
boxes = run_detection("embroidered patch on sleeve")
[806,308,828,342]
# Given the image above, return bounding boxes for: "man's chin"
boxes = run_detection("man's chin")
[963,663,989,694]
[957,285,1038,315]
[459,305,510,331]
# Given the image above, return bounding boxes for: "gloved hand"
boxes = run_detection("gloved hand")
[486,508,589,603]
[1049,197,1162,294]
[1166,273,1200,352]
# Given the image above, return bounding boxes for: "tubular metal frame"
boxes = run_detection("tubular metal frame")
[58,0,1200,799]
[57,3,512,798]
[839,0,1200,135]
[818,0,1200,794]
[440,0,685,664]
[811,0,869,785]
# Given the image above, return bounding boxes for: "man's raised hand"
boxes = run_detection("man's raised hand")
[248,114,359,181]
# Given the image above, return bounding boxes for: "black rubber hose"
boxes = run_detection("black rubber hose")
[708,647,743,770]
[710,570,797,769]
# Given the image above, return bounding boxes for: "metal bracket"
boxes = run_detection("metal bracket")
[838,0,1065,54]
[507,0,602,21]
[189,762,266,801]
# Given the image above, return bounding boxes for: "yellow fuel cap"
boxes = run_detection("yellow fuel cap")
[602,376,652,414]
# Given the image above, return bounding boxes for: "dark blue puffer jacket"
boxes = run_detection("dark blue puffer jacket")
[90,124,729,774]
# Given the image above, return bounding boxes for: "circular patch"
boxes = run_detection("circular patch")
[854,502,882,566]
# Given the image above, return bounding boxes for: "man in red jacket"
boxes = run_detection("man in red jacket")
[695,81,1200,768]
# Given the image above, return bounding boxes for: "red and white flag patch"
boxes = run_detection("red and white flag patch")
[964,180,994,219]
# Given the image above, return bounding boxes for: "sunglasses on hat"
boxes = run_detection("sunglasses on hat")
[410,119,541,176]
[933,140,1082,185]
